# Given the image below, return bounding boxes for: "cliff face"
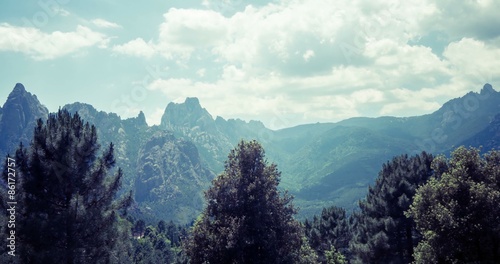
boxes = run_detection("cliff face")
[63,102,151,188]
[160,97,233,172]
[135,131,215,223]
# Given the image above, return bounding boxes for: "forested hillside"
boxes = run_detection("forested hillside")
[1,83,500,262]
[1,83,499,223]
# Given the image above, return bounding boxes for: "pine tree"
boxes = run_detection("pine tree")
[1,110,132,263]
[407,147,500,263]
[349,152,433,263]
[186,140,316,264]
[304,206,350,263]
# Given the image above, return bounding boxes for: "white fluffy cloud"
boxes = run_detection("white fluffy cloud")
[303,50,315,62]
[422,0,500,40]
[112,0,500,128]
[112,38,156,58]
[6,1,500,129]
[156,8,228,59]
[444,38,500,85]
[0,23,109,60]
[91,18,121,29]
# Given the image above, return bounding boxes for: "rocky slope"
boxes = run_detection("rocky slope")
[460,113,500,152]
[135,131,214,223]
[63,102,150,188]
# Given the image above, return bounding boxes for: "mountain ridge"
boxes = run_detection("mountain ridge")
[1,83,499,221]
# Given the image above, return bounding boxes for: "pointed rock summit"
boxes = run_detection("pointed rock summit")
[123,110,148,129]
[136,111,147,126]
[185,97,201,108]
[160,97,215,131]
[1,83,49,128]
[13,83,26,93]
[481,83,496,95]
[0,83,49,157]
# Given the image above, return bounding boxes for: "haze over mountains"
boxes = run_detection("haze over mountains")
[1,83,499,222]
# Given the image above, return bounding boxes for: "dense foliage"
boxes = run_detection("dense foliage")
[304,206,350,263]
[186,140,316,264]
[407,147,500,263]
[131,219,189,264]
[0,110,132,263]
[349,152,433,263]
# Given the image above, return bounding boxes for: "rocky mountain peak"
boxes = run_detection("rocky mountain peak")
[160,97,214,130]
[185,97,201,108]
[0,83,49,156]
[123,111,148,128]
[64,102,98,116]
[6,83,34,104]
[481,83,496,95]
[1,83,48,124]
[137,111,147,126]
[12,83,26,93]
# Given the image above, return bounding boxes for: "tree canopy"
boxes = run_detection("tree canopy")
[304,205,349,263]
[407,146,500,263]
[1,109,132,263]
[186,140,316,264]
[350,152,433,263]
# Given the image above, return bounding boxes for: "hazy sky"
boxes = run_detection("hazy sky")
[1,0,499,129]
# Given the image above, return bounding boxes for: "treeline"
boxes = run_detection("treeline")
[1,110,499,263]
[303,148,500,263]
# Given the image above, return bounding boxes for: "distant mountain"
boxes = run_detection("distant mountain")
[135,130,215,223]
[62,102,215,222]
[0,83,48,158]
[63,102,149,187]
[160,98,233,172]
[274,84,500,216]
[460,113,500,152]
[160,98,275,173]
[0,83,499,221]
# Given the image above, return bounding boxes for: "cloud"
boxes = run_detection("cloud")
[118,0,500,128]
[156,8,228,59]
[91,18,122,29]
[212,1,347,75]
[196,68,206,77]
[112,38,156,58]
[113,8,228,60]
[146,107,166,126]
[380,100,441,116]
[443,38,500,85]
[352,89,385,104]
[303,50,315,62]
[421,0,500,41]
[363,39,451,89]
[146,65,387,128]
[0,23,109,60]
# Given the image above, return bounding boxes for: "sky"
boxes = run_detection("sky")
[1,0,499,129]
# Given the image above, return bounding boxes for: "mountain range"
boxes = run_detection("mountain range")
[1,83,499,222]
